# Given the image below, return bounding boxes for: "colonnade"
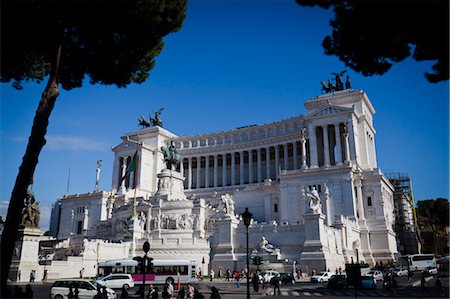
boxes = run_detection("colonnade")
[179,122,351,190]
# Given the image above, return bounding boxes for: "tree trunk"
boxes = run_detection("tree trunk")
[0,45,61,290]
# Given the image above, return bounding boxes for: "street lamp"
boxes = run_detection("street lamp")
[242,207,252,299]
[142,241,150,299]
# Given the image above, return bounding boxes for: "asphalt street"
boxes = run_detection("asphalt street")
[4,272,449,299]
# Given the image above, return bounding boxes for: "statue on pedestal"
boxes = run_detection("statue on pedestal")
[161,142,180,170]
[139,108,164,128]
[21,188,40,228]
[305,187,322,214]
[259,236,280,254]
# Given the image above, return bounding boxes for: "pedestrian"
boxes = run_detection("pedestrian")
[252,272,259,292]
[271,275,280,296]
[420,275,427,294]
[18,269,21,282]
[94,286,103,299]
[407,270,413,281]
[176,284,185,299]
[29,270,35,283]
[391,276,399,295]
[209,286,221,299]
[167,281,174,299]
[436,276,442,296]
[120,285,129,298]
[218,268,222,279]
[43,269,48,282]
[186,283,195,299]
[226,269,231,281]
[234,271,241,288]
[162,284,169,299]
[193,287,204,299]
[74,285,80,299]
[209,269,214,282]
[79,267,85,278]
[68,285,74,299]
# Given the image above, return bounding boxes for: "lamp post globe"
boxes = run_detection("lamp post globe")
[242,208,252,299]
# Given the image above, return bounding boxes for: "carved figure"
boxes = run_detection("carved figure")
[321,81,332,94]
[161,142,180,170]
[331,71,346,91]
[305,187,322,214]
[327,79,336,92]
[138,108,164,128]
[259,236,280,253]
[21,189,40,228]
[221,194,236,218]
[345,75,351,89]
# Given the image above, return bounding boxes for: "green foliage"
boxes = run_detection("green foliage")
[1,0,187,90]
[417,198,449,229]
[296,0,449,83]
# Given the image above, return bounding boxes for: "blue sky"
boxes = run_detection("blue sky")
[1,0,449,231]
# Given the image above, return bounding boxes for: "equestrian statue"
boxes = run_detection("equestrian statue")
[161,142,180,170]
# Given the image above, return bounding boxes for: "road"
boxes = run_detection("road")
[4,272,448,299]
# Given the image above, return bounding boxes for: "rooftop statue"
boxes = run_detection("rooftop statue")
[21,188,40,228]
[161,142,180,170]
[138,108,164,128]
[321,71,350,94]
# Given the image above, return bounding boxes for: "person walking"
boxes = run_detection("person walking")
[209,286,221,299]
[420,275,427,294]
[436,276,443,297]
[226,269,231,281]
[272,275,280,296]
[186,283,195,299]
[234,271,241,288]
[43,269,48,282]
[252,272,259,292]
[209,269,214,282]
[120,285,129,298]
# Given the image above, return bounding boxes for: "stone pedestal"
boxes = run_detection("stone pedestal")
[211,217,239,269]
[155,169,186,201]
[10,227,43,282]
[299,213,329,273]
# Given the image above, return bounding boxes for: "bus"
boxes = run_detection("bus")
[97,258,197,284]
[397,254,436,271]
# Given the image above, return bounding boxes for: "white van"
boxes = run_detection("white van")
[50,279,116,299]
[310,271,334,283]
[258,270,280,283]
[96,273,134,289]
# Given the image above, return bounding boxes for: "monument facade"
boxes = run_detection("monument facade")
[45,89,397,278]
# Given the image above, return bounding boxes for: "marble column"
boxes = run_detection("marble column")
[248,150,253,184]
[283,143,289,170]
[231,152,236,185]
[222,154,227,187]
[323,125,331,168]
[213,155,219,188]
[343,128,351,165]
[275,145,279,179]
[188,157,192,189]
[265,147,271,179]
[257,149,262,183]
[308,124,318,168]
[120,157,127,193]
[239,151,244,185]
[180,158,184,176]
[334,123,343,165]
[196,157,201,189]
[205,155,210,188]
[301,138,308,169]
[293,141,298,170]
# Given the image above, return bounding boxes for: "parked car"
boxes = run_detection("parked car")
[360,275,376,289]
[258,270,279,283]
[279,272,296,285]
[422,267,438,276]
[310,271,334,283]
[327,275,347,289]
[367,270,383,281]
[50,279,116,299]
[394,267,408,277]
[96,273,134,289]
